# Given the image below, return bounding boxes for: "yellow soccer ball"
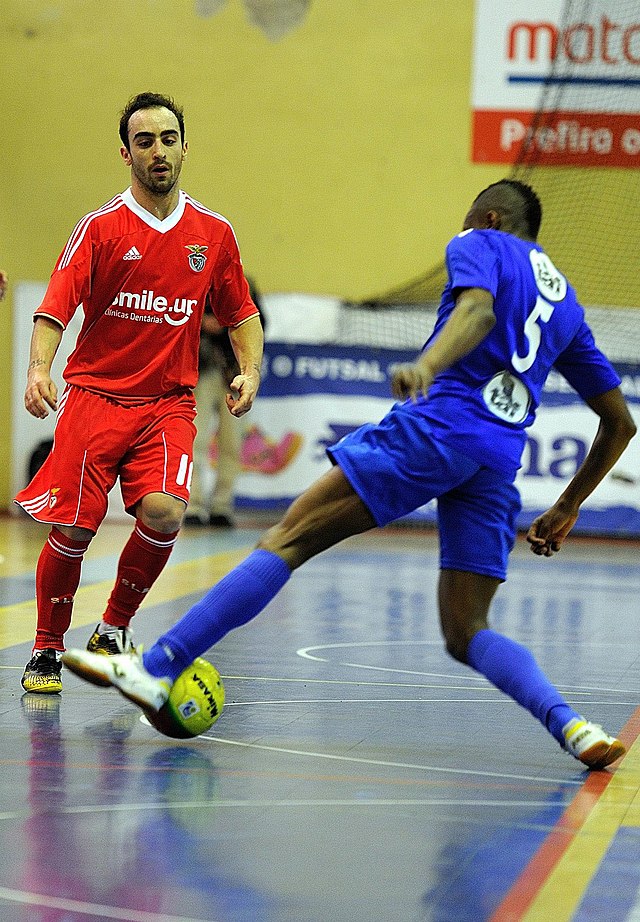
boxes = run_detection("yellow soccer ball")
[145,657,225,739]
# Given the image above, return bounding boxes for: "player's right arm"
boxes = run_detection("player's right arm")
[24,207,96,417]
[24,317,63,418]
[392,287,496,400]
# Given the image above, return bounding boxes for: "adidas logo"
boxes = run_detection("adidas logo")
[123,246,142,261]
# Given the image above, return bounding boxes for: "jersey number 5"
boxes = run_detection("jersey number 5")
[511,295,555,373]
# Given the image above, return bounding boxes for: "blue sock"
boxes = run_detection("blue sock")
[466,629,579,744]
[142,549,291,682]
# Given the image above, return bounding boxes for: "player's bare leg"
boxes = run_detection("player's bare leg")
[258,465,377,569]
[437,568,498,663]
[438,568,625,768]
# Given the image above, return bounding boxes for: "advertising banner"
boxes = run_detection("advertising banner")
[12,290,640,535]
[234,342,404,506]
[234,344,640,535]
[472,0,640,166]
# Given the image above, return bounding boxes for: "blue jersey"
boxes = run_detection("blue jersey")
[416,228,620,477]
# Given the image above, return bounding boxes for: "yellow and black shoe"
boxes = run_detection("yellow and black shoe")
[86,624,136,656]
[21,648,63,694]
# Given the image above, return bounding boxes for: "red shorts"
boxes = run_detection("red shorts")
[15,386,197,532]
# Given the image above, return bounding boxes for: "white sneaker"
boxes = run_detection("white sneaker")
[61,648,170,712]
[563,717,626,769]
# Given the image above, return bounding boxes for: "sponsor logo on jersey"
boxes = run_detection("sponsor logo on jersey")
[185,244,208,272]
[483,370,531,424]
[123,246,143,260]
[529,250,567,302]
[110,290,198,326]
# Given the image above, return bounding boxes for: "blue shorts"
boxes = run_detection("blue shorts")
[327,403,521,580]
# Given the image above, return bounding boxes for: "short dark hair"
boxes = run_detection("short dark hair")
[475,179,543,239]
[119,92,185,150]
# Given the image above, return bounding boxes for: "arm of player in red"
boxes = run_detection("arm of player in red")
[226,313,264,417]
[25,317,64,419]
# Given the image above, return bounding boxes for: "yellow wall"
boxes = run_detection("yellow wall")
[6,0,640,510]
[2,0,504,507]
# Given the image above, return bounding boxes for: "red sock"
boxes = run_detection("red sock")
[34,528,90,651]
[102,519,178,628]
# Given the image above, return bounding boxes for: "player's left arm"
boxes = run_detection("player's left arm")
[392,287,495,400]
[226,313,264,417]
[527,387,636,556]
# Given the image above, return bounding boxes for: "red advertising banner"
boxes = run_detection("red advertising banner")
[473,109,640,166]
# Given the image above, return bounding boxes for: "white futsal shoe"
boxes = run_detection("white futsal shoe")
[61,648,170,712]
[563,717,626,769]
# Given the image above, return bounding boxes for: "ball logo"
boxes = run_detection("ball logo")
[185,244,208,273]
[178,698,201,719]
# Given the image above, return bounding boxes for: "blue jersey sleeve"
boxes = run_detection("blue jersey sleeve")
[554,321,621,399]
[445,231,500,296]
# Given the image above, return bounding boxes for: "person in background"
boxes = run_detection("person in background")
[186,278,266,528]
[0,270,8,300]
[15,92,263,694]
[63,179,636,770]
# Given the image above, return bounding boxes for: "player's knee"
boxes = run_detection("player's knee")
[138,494,185,533]
[444,635,468,665]
[441,619,479,664]
[443,620,488,665]
[57,524,94,543]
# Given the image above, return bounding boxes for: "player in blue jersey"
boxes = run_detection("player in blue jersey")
[63,179,636,769]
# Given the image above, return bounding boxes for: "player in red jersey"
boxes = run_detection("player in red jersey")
[16,92,263,694]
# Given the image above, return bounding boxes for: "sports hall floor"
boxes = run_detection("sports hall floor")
[1,512,639,922]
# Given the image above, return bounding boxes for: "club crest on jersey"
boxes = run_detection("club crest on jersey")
[185,244,208,273]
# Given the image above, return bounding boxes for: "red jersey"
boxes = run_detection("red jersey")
[36,189,258,399]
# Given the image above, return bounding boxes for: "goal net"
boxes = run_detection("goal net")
[340,0,640,363]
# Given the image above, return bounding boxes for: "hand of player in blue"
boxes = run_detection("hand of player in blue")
[526,502,579,557]
[391,360,436,402]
